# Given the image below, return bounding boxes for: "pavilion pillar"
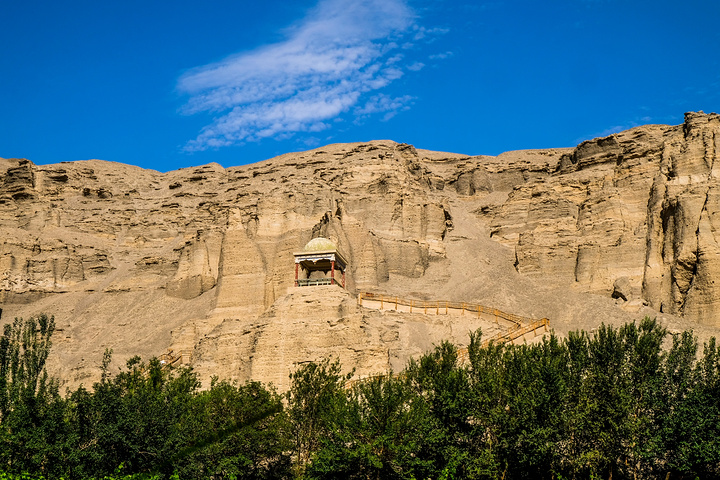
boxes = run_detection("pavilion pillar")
[342,270,346,288]
[331,260,335,285]
[295,263,299,287]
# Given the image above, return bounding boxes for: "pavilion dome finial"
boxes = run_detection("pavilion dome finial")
[303,237,337,252]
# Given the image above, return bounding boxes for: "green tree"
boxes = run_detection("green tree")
[0,314,56,421]
[174,379,290,480]
[662,336,720,478]
[287,359,352,477]
[498,336,570,480]
[307,373,431,480]
[619,318,667,478]
[406,340,475,480]
[465,330,507,479]
[0,314,67,476]
[64,352,199,478]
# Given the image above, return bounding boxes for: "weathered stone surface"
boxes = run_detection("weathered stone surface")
[612,277,632,302]
[191,286,509,390]
[2,113,720,389]
[487,112,720,326]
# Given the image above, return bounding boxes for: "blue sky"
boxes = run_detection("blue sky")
[2,0,719,171]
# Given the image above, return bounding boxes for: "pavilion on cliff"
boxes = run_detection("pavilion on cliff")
[293,237,347,288]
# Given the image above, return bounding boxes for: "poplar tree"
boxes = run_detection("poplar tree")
[0,314,63,475]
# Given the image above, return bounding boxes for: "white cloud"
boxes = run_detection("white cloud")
[177,0,429,152]
[429,51,454,60]
[354,93,414,122]
[412,25,450,41]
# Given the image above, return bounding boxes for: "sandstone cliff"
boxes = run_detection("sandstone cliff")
[2,112,719,389]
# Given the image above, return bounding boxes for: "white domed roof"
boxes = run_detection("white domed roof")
[303,237,337,252]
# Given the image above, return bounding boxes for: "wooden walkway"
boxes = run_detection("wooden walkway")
[357,292,548,337]
[158,349,193,369]
[347,292,550,388]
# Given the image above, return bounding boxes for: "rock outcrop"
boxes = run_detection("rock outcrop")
[2,112,719,389]
[487,112,720,324]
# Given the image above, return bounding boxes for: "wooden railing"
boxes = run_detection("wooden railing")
[348,293,550,389]
[297,278,333,286]
[158,349,193,369]
[468,318,548,354]
[357,292,538,328]
[345,319,550,390]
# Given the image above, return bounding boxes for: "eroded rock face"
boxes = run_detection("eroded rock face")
[2,112,720,389]
[190,286,509,391]
[486,112,720,325]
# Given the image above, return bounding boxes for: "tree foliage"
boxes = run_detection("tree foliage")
[2,315,720,480]
[0,315,63,476]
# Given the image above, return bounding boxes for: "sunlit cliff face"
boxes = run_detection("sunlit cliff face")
[2,113,720,389]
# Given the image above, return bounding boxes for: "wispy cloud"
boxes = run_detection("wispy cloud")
[177,0,433,152]
[429,51,454,60]
[354,93,414,121]
[412,25,449,41]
